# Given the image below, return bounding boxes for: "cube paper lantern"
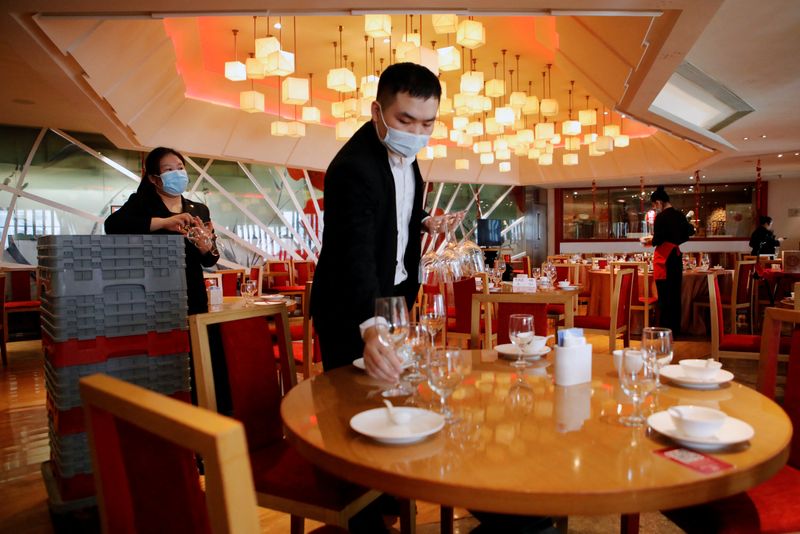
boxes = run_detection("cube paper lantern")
[404,46,439,75]
[538,153,553,166]
[493,139,508,151]
[509,91,527,109]
[456,133,474,147]
[583,132,598,144]
[479,152,494,165]
[562,120,581,136]
[456,20,485,49]
[452,116,468,130]
[534,138,548,149]
[395,41,416,61]
[433,14,459,34]
[327,67,356,93]
[485,117,504,135]
[460,71,484,95]
[603,124,620,138]
[522,95,539,115]
[301,106,321,123]
[438,97,454,115]
[495,106,514,125]
[514,145,529,156]
[341,98,358,118]
[527,148,541,159]
[481,96,492,111]
[364,14,392,38]
[281,77,309,105]
[595,135,614,152]
[499,161,511,173]
[335,118,358,141]
[417,146,434,160]
[449,129,461,142]
[437,46,461,72]
[579,108,597,126]
[563,153,579,166]
[534,121,555,140]
[476,140,492,153]
[265,50,294,76]
[505,134,520,149]
[246,57,265,79]
[517,129,534,143]
[544,143,554,154]
[565,136,581,151]
[433,145,447,158]
[224,61,247,81]
[455,158,470,170]
[614,134,630,147]
[286,121,306,138]
[360,75,379,98]
[588,142,604,156]
[551,133,561,145]
[485,79,505,98]
[466,121,483,137]
[431,121,448,139]
[466,95,484,114]
[239,90,265,113]
[540,98,559,117]
[402,32,421,47]
[359,97,372,118]
[331,101,345,119]
[440,81,448,100]
[496,148,511,160]
[255,36,280,59]
[271,121,289,136]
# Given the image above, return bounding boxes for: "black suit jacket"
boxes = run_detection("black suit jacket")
[311,122,427,368]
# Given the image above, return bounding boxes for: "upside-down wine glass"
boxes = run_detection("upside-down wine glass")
[420,293,445,349]
[374,296,412,398]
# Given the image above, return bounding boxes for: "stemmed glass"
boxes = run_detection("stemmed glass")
[617,348,657,426]
[403,323,428,386]
[508,314,534,368]
[241,280,258,307]
[427,347,472,422]
[641,327,673,389]
[374,296,412,398]
[420,294,445,349]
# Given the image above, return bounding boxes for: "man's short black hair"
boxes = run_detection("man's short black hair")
[759,215,773,226]
[650,185,670,203]
[376,62,441,107]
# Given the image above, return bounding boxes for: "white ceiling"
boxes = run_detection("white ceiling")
[0,0,798,188]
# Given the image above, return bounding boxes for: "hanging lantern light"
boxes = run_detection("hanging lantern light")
[364,14,392,38]
[498,161,511,173]
[433,14,459,34]
[540,98,558,117]
[456,133,474,147]
[595,135,614,152]
[439,80,448,100]
[246,54,265,79]
[255,36,281,61]
[360,74,379,98]
[476,140,493,153]
[485,78,505,98]
[327,67,356,92]
[588,142,604,156]
[302,106,321,123]
[225,29,247,81]
[514,145,529,156]
[584,132,598,145]
[404,46,439,75]
[239,90,264,113]
[460,71,484,95]
[431,121,448,139]
[286,121,306,138]
[437,46,461,72]
[544,143,554,154]
[466,95,484,114]
[479,152,494,165]
[341,97,358,118]
[551,133,562,145]
[604,124,620,137]
[496,148,511,160]
[331,101,345,119]
[466,121,484,137]
[480,96,492,112]
[485,117,504,135]
[439,97,454,115]
[358,97,372,118]
[455,158,470,170]
[271,121,289,136]
[452,116,469,130]
[579,95,597,125]
[517,129,534,143]
[335,118,358,140]
[265,49,295,76]
[495,106,515,125]
[449,129,460,142]
[534,138,548,149]
[565,136,581,151]
[614,134,630,147]
[509,92,527,109]
[433,145,448,158]
[535,121,554,140]
[493,139,509,151]
[538,153,553,166]
[281,77,309,105]
[563,153,579,166]
[456,19,485,49]
[564,84,582,136]
[523,95,540,115]
[527,147,541,159]
[417,146,434,160]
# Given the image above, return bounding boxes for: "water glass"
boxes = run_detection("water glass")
[427,348,472,422]
[375,296,412,397]
[508,314,535,368]
[617,349,657,426]
[641,327,673,389]
[403,323,428,385]
[241,280,258,307]
[420,294,445,348]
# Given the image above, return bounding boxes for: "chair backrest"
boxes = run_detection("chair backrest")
[293,260,315,286]
[247,266,264,295]
[219,269,246,297]
[6,268,37,301]
[301,281,321,379]
[547,255,571,264]
[469,293,548,349]
[553,264,579,285]
[204,272,222,290]
[448,275,487,333]
[266,260,293,288]
[708,273,725,355]
[610,269,634,332]
[756,307,800,468]
[80,374,259,534]
[189,306,295,452]
[732,260,756,305]
[610,262,647,302]
[795,282,800,311]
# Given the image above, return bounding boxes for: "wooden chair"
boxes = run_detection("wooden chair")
[446,273,493,348]
[547,254,572,264]
[218,269,246,297]
[469,293,549,349]
[0,274,6,367]
[203,272,223,291]
[265,260,294,289]
[611,261,657,329]
[299,282,321,379]
[293,260,315,286]
[546,263,581,322]
[247,265,264,295]
[795,282,800,311]
[665,307,800,534]
[79,374,260,534]
[3,268,40,343]
[188,305,387,533]
[572,269,634,353]
[695,260,756,334]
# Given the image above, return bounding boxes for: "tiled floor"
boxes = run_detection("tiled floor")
[0,336,726,533]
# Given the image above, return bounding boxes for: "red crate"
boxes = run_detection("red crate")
[43,329,190,368]
[51,463,95,501]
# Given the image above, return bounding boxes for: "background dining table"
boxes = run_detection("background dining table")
[281,348,790,522]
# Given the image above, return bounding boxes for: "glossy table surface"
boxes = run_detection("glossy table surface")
[281,349,791,516]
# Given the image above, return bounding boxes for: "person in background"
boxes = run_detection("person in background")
[749,215,785,256]
[105,146,219,315]
[641,186,695,335]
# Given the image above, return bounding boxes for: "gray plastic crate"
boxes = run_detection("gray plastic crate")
[38,235,184,263]
[49,430,91,477]
[40,287,187,342]
[45,353,190,411]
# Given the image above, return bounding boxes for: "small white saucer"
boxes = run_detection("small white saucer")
[660,365,734,389]
[352,357,413,371]
[350,407,445,444]
[557,285,578,290]
[495,344,551,360]
[647,410,754,451]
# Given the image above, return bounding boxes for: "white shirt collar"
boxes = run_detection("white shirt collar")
[387,149,414,169]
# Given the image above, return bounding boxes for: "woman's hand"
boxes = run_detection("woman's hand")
[151,213,194,233]
[186,217,215,254]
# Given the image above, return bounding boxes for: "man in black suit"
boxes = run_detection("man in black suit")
[311,62,443,383]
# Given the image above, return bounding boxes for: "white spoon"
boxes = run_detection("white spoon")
[383,399,412,425]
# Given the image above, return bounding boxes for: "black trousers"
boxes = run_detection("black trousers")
[655,251,683,335]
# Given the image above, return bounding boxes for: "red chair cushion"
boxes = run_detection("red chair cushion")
[747,465,800,534]
[268,321,304,341]
[5,300,40,309]
[250,442,372,509]
[447,306,457,318]
[273,285,305,292]
[574,315,611,330]
[546,303,565,315]
[638,296,658,305]
[719,334,760,353]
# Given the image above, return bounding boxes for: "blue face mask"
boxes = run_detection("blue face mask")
[158,169,189,196]
[376,104,431,159]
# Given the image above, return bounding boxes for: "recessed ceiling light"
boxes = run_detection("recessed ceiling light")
[743,137,748,140]
[688,176,693,180]
[777,154,783,158]
[274,22,282,29]
[702,175,706,178]
[383,38,390,43]
[761,134,767,138]
[603,111,609,115]
[795,153,799,156]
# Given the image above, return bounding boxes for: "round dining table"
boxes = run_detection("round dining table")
[281,349,790,517]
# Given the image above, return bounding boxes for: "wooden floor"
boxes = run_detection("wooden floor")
[0,335,734,533]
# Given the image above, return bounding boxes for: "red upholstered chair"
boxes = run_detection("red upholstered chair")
[265,260,293,289]
[247,266,264,295]
[446,274,494,347]
[0,274,7,367]
[611,261,657,329]
[293,260,315,286]
[218,269,246,297]
[572,269,634,353]
[695,260,756,334]
[470,293,548,349]
[3,268,40,343]
[665,307,800,534]
[79,373,261,534]
[188,305,386,533]
[546,264,581,320]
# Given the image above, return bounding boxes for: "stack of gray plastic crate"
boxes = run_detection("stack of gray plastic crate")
[37,235,191,509]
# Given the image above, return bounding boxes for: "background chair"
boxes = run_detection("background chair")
[470,293,548,349]
[247,265,264,295]
[3,268,40,342]
[293,260,315,286]
[265,260,293,290]
[446,274,493,348]
[188,305,386,533]
[695,260,755,334]
[80,373,261,534]
[611,261,657,330]
[218,269,246,297]
[0,274,7,367]
[572,269,634,353]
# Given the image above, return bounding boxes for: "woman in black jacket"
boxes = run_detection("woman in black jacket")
[105,147,219,315]
[749,215,784,256]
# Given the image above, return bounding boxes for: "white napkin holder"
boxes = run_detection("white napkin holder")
[554,340,592,386]
[512,275,537,293]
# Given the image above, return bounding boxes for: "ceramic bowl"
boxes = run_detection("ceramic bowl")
[668,405,726,438]
[679,359,723,379]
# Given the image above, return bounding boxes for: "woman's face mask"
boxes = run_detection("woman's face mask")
[157,169,189,196]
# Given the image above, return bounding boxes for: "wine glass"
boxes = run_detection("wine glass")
[641,327,673,389]
[420,294,445,349]
[701,253,710,270]
[241,279,258,307]
[427,347,472,422]
[374,296,412,398]
[403,323,428,386]
[508,314,535,368]
[617,348,657,427]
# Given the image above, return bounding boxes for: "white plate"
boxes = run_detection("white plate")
[660,365,734,389]
[352,357,413,371]
[262,295,285,302]
[647,410,754,451]
[350,407,445,444]
[556,285,578,290]
[495,344,552,360]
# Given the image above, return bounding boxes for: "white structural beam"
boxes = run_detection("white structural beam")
[213,222,275,261]
[278,169,322,252]
[1,127,47,249]
[501,216,525,236]
[303,169,323,235]
[0,184,104,223]
[188,158,212,195]
[50,128,140,182]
